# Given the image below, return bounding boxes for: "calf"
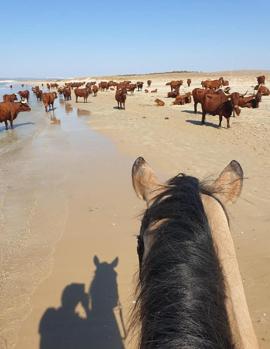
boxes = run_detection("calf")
[151,89,157,93]
[137,82,144,91]
[154,99,165,106]
[173,93,192,105]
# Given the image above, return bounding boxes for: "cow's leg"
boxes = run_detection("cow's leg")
[194,102,197,113]
[218,116,222,128]
[201,111,206,124]
[123,102,125,110]
[4,120,8,130]
[227,117,230,128]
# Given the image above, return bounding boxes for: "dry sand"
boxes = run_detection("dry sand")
[0,71,269,349]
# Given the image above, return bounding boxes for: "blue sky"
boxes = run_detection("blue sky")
[1,0,269,78]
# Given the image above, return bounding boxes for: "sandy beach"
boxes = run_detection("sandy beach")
[0,71,269,349]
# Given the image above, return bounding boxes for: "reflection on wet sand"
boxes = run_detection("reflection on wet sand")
[77,108,91,117]
[65,103,73,114]
[39,256,125,349]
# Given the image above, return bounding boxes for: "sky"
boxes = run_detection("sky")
[1,0,270,78]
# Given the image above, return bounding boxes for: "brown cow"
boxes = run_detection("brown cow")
[187,78,191,87]
[173,93,192,105]
[231,91,261,109]
[74,87,91,103]
[257,85,270,96]
[63,87,71,101]
[115,88,127,109]
[201,91,240,128]
[127,83,137,94]
[192,88,213,113]
[201,77,224,90]
[34,89,43,101]
[18,90,30,102]
[145,89,149,93]
[42,92,57,112]
[147,80,152,88]
[257,75,265,85]
[151,89,157,93]
[3,94,18,102]
[92,85,99,97]
[0,101,31,129]
[154,99,165,106]
[166,80,183,92]
[99,81,108,91]
[167,88,179,98]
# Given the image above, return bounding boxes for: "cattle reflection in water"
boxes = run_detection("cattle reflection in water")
[77,108,91,117]
[39,256,125,349]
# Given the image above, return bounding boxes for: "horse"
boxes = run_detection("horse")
[130,157,259,349]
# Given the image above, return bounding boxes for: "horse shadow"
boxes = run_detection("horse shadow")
[39,256,125,349]
[186,119,220,129]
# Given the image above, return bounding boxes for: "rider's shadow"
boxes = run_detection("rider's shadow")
[39,256,125,349]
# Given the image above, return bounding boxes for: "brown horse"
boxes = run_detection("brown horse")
[131,157,259,349]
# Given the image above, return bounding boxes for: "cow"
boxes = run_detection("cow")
[99,81,108,91]
[154,99,165,106]
[222,80,229,86]
[173,92,192,105]
[231,91,262,109]
[137,82,144,91]
[192,88,213,113]
[3,94,18,102]
[167,88,179,98]
[92,85,99,97]
[201,77,224,90]
[145,89,149,93]
[166,80,183,92]
[0,100,31,129]
[257,85,270,96]
[257,75,265,85]
[151,89,157,93]
[201,91,241,128]
[115,88,127,109]
[127,83,137,94]
[33,88,43,101]
[18,90,30,102]
[74,87,91,103]
[63,87,71,101]
[147,80,152,88]
[187,78,191,87]
[42,92,57,112]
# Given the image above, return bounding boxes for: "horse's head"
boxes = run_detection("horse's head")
[132,157,243,264]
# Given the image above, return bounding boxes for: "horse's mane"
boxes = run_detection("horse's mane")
[130,174,235,349]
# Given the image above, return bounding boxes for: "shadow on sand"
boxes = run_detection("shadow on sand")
[39,256,125,349]
[186,119,221,129]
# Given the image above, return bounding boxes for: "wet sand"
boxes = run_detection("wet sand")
[0,72,269,348]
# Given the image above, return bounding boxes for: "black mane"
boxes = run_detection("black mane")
[132,174,235,349]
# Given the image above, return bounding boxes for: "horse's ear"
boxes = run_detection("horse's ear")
[111,257,119,268]
[132,157,162,205]
[213,160,243,204]
[93,255,100,266]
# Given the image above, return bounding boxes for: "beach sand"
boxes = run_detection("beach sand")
[0,71,269,348]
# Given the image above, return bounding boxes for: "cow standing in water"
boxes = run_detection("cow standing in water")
[0,100,31,129]
[42,92,58,112]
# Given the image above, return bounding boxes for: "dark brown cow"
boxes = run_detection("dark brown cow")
[166,80,183,92]
[42,92,57,112]
[257,85,270,96]
[173,93,192,105]
[99,81,108,91]
[151,89,157,93]
[3,94,18,102]
[18,90,30,102]
[34,89,43,101]
[201,91,240,128]
[115,88,127,109]
[187,79,191,87]
[137,82,144,91]
[257,75,265,85]
[63,87,71,101]
[222,80,229,86]
[0,101,31,129]
[147,80,152,88]
[127,83,137,94]
[145,89,149,93]
[74,87,91,103]
[167,88,179,98]
[92,85,99,97]
[201,77,224,90]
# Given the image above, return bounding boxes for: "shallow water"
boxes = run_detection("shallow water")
[0,87,139,349]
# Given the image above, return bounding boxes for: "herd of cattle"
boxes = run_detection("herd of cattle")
[0,75,269,130]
